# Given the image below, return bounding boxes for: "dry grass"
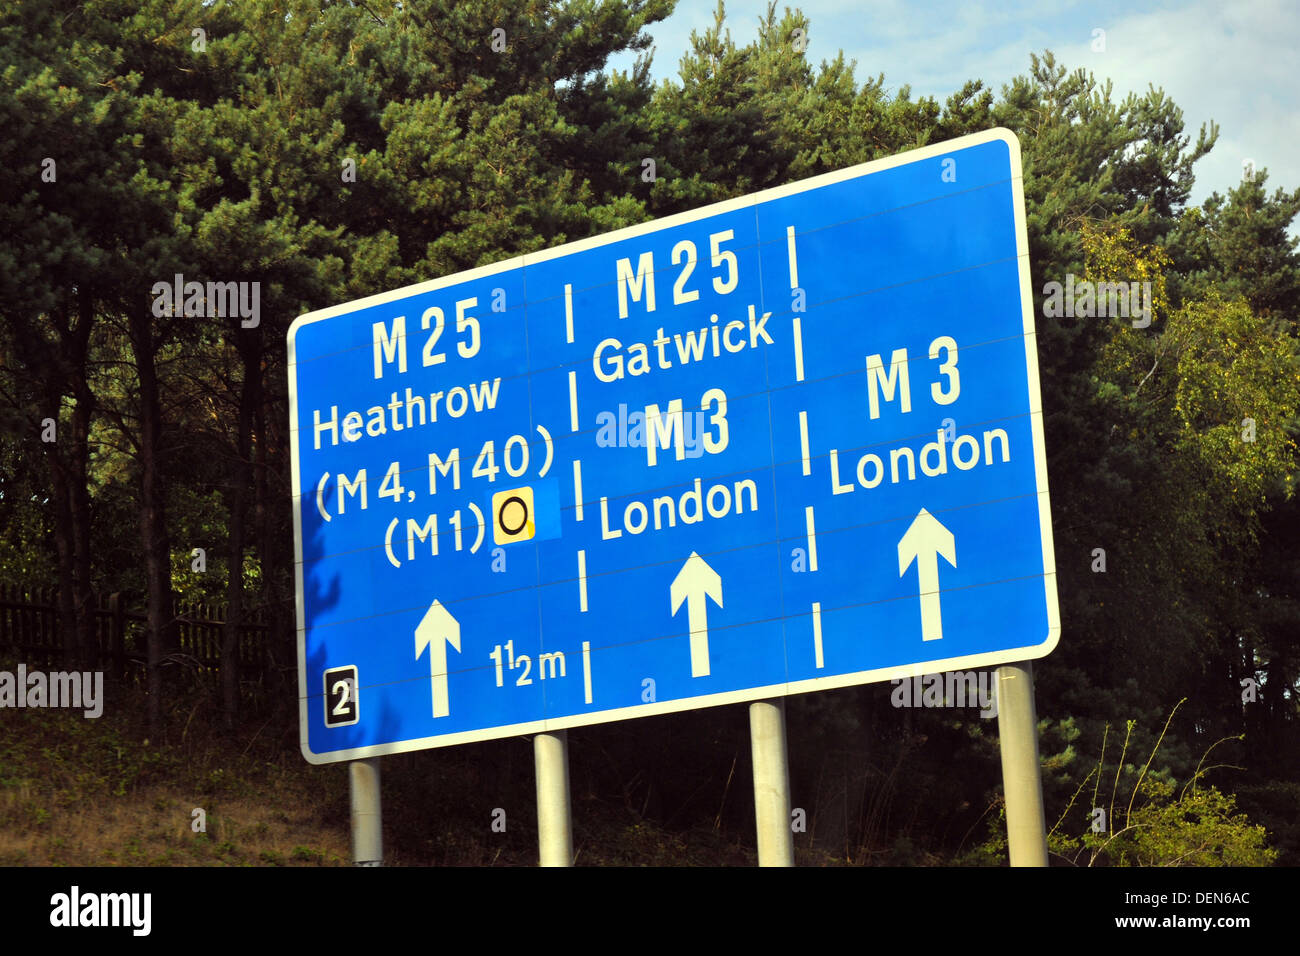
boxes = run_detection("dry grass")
[0,785,349,866]
[0,681,352,867]
[0,678,850,866]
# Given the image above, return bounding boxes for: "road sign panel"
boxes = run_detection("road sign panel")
[289,127,1059,764]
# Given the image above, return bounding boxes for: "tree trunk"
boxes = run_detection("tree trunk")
[222,476,246,728]
[45,427,79,666]
[24,301,90,670]
[129,304,174,732]
[254,391,286,688]
[222,324,262,727]
[69,287,96,670]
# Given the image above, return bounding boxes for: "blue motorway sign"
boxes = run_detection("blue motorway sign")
[289,127,1059,763]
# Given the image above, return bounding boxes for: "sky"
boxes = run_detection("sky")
[606,0,1300,222]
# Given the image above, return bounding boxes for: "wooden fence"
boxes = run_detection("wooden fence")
[0,583,270,692]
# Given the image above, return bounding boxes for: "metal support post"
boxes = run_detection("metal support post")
[996,661,1048,866]
[535,730,574,866]
[350,758,382,866]
[749,698,795,866]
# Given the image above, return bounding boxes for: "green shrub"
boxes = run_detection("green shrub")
[963,701,1278,866]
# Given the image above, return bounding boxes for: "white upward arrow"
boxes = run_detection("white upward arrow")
[671,552,723,677]
[897,508,956,642]
[415,599,461,718]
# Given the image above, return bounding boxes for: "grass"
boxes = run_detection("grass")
[0,676,851,866]
[0,682,349,867]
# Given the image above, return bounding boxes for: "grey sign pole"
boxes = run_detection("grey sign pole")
[349,758,382,866]
[749,699,795,866]
[535,730,574,866]
[996,661,1049,866]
